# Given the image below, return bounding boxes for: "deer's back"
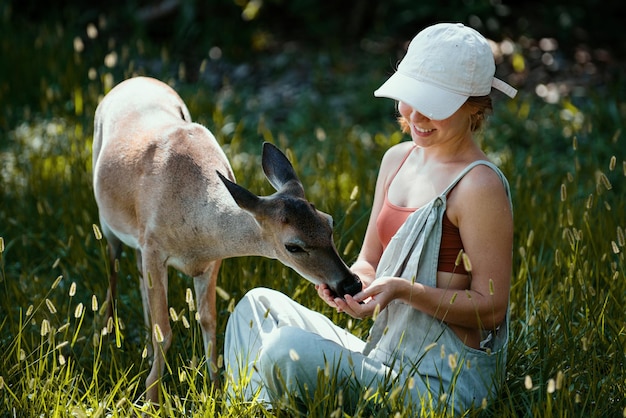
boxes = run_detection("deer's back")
[93,77,237,268]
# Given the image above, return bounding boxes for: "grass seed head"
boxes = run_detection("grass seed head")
[567,208,573,226]
[424,342,437,353]
[524,375,533,390]
[74,302,83,318]
[455,249,463,266]
[216,286,230,301]
[556,371,564,390]
[343,239,354,256]
[450,292,458,304]
[106,316,114,333]
[448,353,458,370]
[612,241,620,254]
[115,398,127,410]
[350,185,359,200]
[599,172,612,190]
[169,307,178,322]
[40,319,50,336]
[55,341,69,351]
[51,275,62,289]
[462,253,472,272]
[186,288,195,311]
[92,224,102,240]
[526,230,534,248]
[45,298,57,314]
[154,324,164,343]
[372,303,381,321]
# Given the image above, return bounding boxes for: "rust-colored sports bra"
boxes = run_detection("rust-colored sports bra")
[376,148,468,275]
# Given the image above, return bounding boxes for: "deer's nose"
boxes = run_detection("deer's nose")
[338,274,362,297]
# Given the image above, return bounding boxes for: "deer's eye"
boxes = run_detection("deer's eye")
[285,244,306,254]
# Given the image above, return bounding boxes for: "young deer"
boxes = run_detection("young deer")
[92,77,361,403]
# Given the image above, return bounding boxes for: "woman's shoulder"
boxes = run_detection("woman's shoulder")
[452,160,510,205]
[447,160,512,227]
[380,141,414,168]
[377,141,414,181]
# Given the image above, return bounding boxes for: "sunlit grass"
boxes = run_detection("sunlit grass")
[1,14,625,417]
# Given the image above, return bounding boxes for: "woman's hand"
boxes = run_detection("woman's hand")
[315,283,340,309]
[331,277,414,319]
[315,264,376,310]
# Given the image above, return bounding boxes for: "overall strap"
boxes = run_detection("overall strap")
[440,160,507,197]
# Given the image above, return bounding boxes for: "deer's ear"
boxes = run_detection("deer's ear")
[261,142,304,197]
[217,170,260,211]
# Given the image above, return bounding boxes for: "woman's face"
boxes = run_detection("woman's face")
[397,101,472,148]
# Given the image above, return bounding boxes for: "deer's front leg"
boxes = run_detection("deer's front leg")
[142,247,172,404]
[193,260,220,381]
[101,224,123,321]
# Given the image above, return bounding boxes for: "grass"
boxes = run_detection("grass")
[1,8,625,418]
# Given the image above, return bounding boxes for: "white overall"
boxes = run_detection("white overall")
[224,160,512,415]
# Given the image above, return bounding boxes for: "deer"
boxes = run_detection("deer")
[92,76,362,404]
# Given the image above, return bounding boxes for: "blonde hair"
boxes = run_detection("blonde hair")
[398,95,493,133]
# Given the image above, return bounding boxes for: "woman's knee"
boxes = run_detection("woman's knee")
[239,287,275,305]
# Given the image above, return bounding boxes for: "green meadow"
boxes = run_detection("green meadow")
[1,5,625,417]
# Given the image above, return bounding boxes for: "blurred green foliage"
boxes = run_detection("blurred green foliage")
[8,0,626,52]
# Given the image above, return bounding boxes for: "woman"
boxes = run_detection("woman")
[224,22,517,414]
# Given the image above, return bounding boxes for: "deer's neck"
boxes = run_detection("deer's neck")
[212,207,279,260]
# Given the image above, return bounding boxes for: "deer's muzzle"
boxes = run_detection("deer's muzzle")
[336,274,362,297]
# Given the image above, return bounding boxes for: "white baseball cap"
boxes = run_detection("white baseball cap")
[374,22,517,120]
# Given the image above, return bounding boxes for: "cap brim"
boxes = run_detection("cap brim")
[374,71,468,120]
